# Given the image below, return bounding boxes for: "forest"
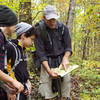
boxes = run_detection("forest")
[0,0,100,100]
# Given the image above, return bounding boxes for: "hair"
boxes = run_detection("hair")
[17,26,37,39]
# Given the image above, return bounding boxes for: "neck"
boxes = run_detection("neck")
[18,39,24,48]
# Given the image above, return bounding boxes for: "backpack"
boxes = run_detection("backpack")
[33,20,65,70]
[0,41,22,96]
[4,41,22,77]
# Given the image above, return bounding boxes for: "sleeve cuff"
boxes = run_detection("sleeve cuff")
[64,48,72,56]
[40,56,48,62]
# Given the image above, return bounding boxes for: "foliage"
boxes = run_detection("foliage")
[71,60,100,100]
[0,0,99,99]
[73,0,100,60]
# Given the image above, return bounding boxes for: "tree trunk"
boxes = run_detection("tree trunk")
[19,0,32,24]
[82,36,88,60]
[66,0,76,34]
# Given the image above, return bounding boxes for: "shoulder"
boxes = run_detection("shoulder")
[6,40,18,52]
[0,30,5,45]
[35,20,46,36]
[35,20,44,27]
[57,21,67,28]
[57,21,69,32]
[35,20,45,30]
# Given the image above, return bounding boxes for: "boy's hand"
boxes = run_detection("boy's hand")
[7,94,16,100]
[10,80,24,93]
[4,83,17,94]
[23,89,29,95]
[26,80,32,95]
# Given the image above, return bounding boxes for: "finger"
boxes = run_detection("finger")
[63,64,67,71]
[6,83,16,89]
[59,64,62,69]
[53,73,59,78]
[11,96,16,100]
[28,89,31,94]
[5,84,17,94]
[17,86,24,93]
[24,91,29,95]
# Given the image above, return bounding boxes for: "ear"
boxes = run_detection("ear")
[20,34,25,40]
[43,16,46,20]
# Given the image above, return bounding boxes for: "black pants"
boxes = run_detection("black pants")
[0,87,8,100]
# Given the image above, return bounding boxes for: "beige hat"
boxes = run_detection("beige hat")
[44,5,59,20]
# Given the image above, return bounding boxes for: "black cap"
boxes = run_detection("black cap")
[0,5,17,27]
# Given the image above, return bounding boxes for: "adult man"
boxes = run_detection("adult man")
[35,5,72,100]
[0,5,24,100]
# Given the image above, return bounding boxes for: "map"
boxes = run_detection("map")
[51,65,79,77]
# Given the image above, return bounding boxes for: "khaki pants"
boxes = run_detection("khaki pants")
[39,66,71,99]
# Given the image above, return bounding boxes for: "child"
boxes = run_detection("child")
[0,5,24,100]
[6,22,37,100]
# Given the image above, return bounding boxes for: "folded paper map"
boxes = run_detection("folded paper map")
[51,65,79,77]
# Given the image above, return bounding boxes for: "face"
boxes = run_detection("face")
[22,35,35,47]
[4,25,16,36]
[44,17,57,29]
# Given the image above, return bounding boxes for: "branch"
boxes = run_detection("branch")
[32,11,43,21]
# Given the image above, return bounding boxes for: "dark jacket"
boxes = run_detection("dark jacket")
[6,39,29,83]
[35,21,72,65]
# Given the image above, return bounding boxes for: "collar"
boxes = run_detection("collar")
[11,39,26,50]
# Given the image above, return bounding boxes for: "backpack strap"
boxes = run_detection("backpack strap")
[57,21,65,36]
[4,50,7,70]
[38,20,53,46]
[7,41,21,75]
[36,20,65,48]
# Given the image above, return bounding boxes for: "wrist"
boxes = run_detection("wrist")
[42,61,51,75]
[64,51,71,58]
[9,77,15,84]
[47,69,52,75]
[63,55,69,59]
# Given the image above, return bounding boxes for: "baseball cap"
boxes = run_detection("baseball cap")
[44,5,59,20]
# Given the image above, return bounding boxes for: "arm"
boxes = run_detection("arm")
[24,79,32,95]
[60,25,72,70]
[0,43,24,93]
[35,37,58,78]
[0,70,15,83]
[0,70,24,93]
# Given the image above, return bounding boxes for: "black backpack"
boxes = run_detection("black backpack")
[33,20,65,70]
[4,41,24,75]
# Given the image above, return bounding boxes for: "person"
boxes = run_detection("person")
[6,22,37,100]
[35,5,72,100]
[0,5,24,100]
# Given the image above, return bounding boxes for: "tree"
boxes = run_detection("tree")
[66,0,76,34]
[19,0,32,24]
